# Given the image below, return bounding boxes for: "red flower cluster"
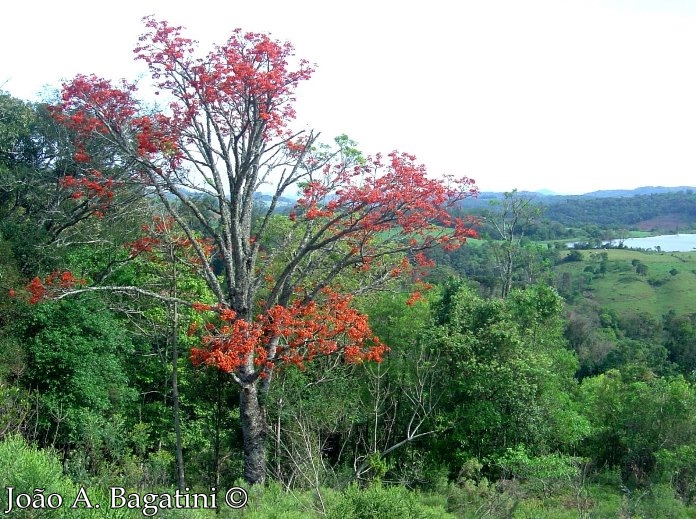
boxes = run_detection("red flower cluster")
[60,170,115,210]
[132,114,181,165]
[125,216,215,263]
[190,289,387,375]
[292,152,478,254]
[49,74,139,166]
[133,16,313,139]
[26,270,85,304]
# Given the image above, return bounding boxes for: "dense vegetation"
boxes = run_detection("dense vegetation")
[542,191,696,230]
[454,189,696,243]
[4,24,696,517]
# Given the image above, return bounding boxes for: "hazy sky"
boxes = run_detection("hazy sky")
[3,0,696,194]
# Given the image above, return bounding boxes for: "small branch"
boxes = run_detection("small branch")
[52,285,195,308]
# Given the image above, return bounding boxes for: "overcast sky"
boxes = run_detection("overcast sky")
[3,0,696,194]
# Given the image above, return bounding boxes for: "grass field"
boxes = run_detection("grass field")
[554,248,696,318]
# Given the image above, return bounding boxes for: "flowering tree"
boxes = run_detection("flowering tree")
[35,17,478,483]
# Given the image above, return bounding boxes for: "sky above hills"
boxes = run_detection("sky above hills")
[3,1,696,195]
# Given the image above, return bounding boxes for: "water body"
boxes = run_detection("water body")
[570,234,696,252]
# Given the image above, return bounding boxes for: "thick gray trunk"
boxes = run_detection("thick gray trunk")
[240,383,266,484]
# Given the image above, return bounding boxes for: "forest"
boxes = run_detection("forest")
[3,18,696,519]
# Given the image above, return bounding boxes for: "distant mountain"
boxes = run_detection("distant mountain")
[254,186,696,209]
[542,189,696,230]
[474,186,696,200]
[535,189,561,196]
[579,186,696,198]
[253,193,296,210]
[457,186,696,216]
[466,190,552,203]
[252,185,696,234]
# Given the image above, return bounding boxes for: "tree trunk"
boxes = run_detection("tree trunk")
[172,300,186,490]
[240,383,266,484]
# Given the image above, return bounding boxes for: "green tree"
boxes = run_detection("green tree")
[264,290,446,489]
[484,190,542,297]
[579,371,696,487]
[21,298,136,471]
[663,311,696,374]
[428,281,586,474]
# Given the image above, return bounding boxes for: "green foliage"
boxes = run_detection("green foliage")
[541,190,696,230]
[579,371,696,489]
[360,290,433,349]
[5,85,696,513]
[334,134,365,165]
[326,483,456,519]
[0,92,34,155]
[21,298,136,473]
[635,260,649,276]
[266,358,364,488]
[429,281,587,473]
[663,311,696,374]
[655,445,696,507]
[0,384,33,439]
[494,445,587,498]
[0,435,131,518]
[565,249,584,262]
[0,234,30,385]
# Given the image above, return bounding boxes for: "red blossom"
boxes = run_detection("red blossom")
[191,289,387,374]
[288,151,478,282]
[123,215,215,266]
[187,322,199,336]
[25,271,85,304]
[58,169,118,216]
[405,292,424,306]
[219,308,236,321]
[132,17,313,139]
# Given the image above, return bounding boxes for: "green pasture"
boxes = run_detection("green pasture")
[555,248,696,318]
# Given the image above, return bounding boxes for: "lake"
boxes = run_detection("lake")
[570,234,696,252]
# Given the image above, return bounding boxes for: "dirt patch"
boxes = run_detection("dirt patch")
[636,214,688,232]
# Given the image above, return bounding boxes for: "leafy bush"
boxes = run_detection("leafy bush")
[0,435,130,518]
[495,446,586,497]
[565,250,584,262]
[655,445,696,505]
[326,483,456,519]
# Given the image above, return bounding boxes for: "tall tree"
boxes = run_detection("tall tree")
[484,190,541,298]
[28,18,477,484]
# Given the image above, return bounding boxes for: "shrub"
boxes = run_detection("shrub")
[0,435,130,518]
[566,250,584,262]
[326,483,456,519]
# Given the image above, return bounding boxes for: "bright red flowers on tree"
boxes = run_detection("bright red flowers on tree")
[39,16,478,483]
[36,13,480,382]
[124,215,214,264]
[190,288,387,376]
[36,15,479,379]
[27,271,85,304]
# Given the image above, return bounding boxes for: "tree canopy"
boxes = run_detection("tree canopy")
[24,17,477,483]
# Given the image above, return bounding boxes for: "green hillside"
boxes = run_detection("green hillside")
[555,248,696,317]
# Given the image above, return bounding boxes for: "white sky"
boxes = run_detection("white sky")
[3,0,696,194]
